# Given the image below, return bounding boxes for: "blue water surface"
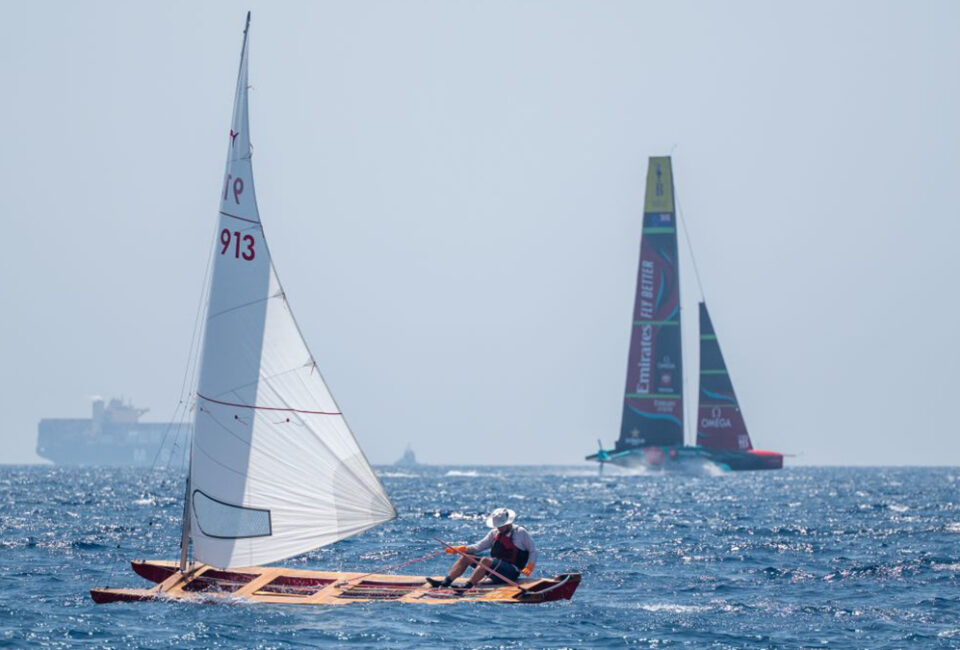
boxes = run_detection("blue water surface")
[1,465,959,648]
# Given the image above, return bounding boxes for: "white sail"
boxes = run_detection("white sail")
[188,15,395,569]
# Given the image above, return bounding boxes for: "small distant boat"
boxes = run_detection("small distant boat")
[394,445,419,467]
[586,157,783,472]
[91,14,579,607]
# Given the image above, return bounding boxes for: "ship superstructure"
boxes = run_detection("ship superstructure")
[36,398,188,466]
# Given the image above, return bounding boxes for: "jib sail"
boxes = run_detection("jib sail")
[696,302,752,451]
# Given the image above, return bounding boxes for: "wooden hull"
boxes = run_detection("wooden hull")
[90,560,581,605]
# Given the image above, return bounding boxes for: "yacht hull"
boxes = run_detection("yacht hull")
[588,445,783,471]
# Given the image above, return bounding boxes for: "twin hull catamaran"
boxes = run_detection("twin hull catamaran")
[91,14,579,607]
[586,157,783,472]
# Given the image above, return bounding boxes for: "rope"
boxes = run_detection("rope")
[433,537,529,592]
[148,214,218,473]
[335,550,444,587]
[674,176,706,446]
[140,215,218,559]
[675,190,705,302]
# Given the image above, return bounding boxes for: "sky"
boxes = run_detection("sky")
[1,1,958,466]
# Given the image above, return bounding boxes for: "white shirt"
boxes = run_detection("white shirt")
[465,525,537,567]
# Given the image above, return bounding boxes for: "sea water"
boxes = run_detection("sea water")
[1,465,958,648]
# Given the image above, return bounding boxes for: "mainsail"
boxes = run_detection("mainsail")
[696,302,752,451]
[187,14,395,570]
[617,157,684,450]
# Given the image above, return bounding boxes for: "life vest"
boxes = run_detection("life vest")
[491,528,529,569]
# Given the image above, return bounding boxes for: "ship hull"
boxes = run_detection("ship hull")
[588,445,783,471]
[36,419,184,466]
[90,560,580,606]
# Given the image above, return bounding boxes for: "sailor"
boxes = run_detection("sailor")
[426,507,537,591]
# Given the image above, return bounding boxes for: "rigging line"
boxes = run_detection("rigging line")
[336,550,444,588]
[179,430,190,474]
[165,402,197,471]
[185,214,226,403]
[161,414,184,470]
[675,192,705,302]
[183,281,213,439]
[206,294,274,321]
[149,400,186,471]
[149,216,219,473]
[165,439,181,472]
[674,183,705,447]
[162,402,191,470]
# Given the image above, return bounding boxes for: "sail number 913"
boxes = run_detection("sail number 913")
[221,229,256,261]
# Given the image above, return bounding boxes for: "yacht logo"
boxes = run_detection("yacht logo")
[230,129,240,146]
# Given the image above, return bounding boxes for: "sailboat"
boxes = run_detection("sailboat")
[91,14,579,606]
[586,157,783,472]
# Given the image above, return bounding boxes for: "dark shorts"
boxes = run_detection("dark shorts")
[485,558,521,584]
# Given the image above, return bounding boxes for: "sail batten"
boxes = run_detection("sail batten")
[188,15,394,570]
[197,393,342,416]
[617,157,684,450]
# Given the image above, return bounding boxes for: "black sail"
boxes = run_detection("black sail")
[696,302,753,452]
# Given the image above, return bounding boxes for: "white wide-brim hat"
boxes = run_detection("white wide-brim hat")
[485,507,516,529]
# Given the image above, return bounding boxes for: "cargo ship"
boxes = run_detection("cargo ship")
[36,397,188,466]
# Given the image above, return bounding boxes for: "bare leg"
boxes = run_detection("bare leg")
[465,557,493,585]
[445,555,475,581]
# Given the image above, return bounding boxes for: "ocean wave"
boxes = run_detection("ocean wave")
[444,470,502,478]
[639,603,712,614]
[4,464,959,648]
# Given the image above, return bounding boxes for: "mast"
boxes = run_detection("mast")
[175,10,250,577]
[178,455,192,572]
[617,156,684,451]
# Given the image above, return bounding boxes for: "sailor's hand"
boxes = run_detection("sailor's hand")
[445,545,467,555]
[521,563,535,576]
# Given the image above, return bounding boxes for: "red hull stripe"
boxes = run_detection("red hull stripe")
[219,211,261,225]
[198,393,341,416]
